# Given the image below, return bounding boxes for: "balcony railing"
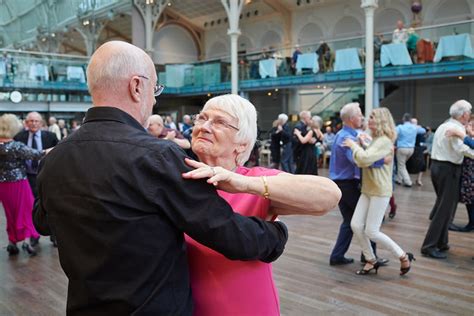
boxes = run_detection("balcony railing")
[0,19,473,101]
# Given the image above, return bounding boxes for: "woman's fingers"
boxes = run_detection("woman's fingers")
[184,157,207,169]
[182,166,213,179]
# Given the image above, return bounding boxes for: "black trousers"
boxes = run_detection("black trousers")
[330,179,376,260]
[27,173,38,198]
[422,160,462,251]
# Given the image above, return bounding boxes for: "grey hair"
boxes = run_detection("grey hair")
[340,102,360,122]
[86,41,150,97]
[202,94,257,166]
[0,114,22,139]
[449,100,472,119]
[26,111,42,121]
[278,113,288,123]
[312,115,323,129]
[299,110,311,120]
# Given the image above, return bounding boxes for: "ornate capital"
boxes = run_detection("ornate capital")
[361,0,378,9]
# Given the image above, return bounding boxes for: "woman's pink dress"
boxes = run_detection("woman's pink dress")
[185,166,281,316]
[0,180,39,243]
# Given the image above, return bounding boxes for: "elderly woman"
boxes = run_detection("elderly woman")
[343,108,414,276]
[0,114,45,256]
[182,94,341,315]
[445,117,474,232]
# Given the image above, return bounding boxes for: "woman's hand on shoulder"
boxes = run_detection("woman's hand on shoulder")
[182,158,248,193]
[445,127,465,139]
[342,138,356,148]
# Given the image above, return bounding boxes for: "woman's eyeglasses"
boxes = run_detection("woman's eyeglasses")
[193,114,239,131]
[138,75,164,96]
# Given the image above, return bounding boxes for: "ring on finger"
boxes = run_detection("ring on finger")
[210,167,216,176]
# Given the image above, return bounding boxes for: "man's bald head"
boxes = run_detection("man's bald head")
[87,41,154,98]
[86,41,157,127]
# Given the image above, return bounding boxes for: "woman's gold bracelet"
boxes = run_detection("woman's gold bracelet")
[261,176,270,199]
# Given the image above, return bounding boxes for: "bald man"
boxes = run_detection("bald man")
[147,114,190,149]
[32,41,288,315]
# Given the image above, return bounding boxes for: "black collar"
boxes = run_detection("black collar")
[83,107,146,133]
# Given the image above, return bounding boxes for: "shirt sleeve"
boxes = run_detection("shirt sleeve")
[451,136,474,159]
[142,145,288,263]
[370,158,385,168]
[350,137,392,168]
[417,126,426,134]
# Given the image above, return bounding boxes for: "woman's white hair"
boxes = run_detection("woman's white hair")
[449,100,472,119]
[202,94,257,166]
[278,113,288,123]
[0,114,22,139]
[86,41,151,96]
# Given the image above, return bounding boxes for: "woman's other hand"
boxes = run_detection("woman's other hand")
[342,138,356,148]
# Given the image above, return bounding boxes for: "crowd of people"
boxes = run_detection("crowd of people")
[0,40,472,315]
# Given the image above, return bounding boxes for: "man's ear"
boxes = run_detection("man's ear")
[129,77,141,102]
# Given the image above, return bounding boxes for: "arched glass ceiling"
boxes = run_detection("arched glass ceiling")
[0,0,129,49]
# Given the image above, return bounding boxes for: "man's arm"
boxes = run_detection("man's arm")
[32,196,51,235]
[144,145,288,263]
[451,136,474,159]
[417,126,426,134]
[32,163,52,235]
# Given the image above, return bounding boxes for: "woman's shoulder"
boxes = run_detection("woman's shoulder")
[236,166,281,177]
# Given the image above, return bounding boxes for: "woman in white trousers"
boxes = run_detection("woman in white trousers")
[343,108,415,276]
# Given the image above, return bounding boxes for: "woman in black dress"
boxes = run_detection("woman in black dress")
[293,118,323,175]
[446,119,474,231]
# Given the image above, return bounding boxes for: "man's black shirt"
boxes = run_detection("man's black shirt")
[33,107,288,315]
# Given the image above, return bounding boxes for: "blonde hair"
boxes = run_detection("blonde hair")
[370,108,397,142]
[202,94,257,166]
[0,114,22,139]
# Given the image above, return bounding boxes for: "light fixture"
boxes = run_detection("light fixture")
[145,0,154,4]
[458,76,463,80]
[82,19,90,26]
[275,88,279,92]
[207,93,211,97]
[167,2,171,6]
[267,92,272,96]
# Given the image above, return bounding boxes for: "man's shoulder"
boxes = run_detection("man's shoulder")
[13,130,27,141]
[42,130,58,138]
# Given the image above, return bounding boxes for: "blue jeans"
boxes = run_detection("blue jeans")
[280,142,294,173]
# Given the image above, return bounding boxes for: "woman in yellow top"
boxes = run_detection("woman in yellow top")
[343,108,415,276]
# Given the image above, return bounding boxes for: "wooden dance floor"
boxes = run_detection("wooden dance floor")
[0,170,473,315]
